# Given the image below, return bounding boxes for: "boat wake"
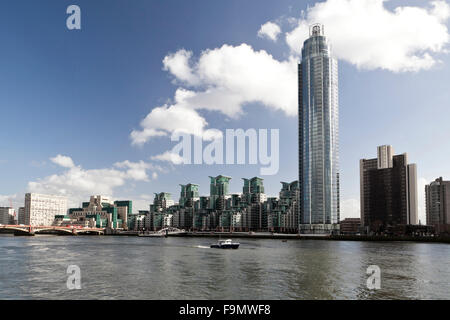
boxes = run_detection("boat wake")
[194,245,210,249]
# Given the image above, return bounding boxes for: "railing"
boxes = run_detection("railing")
[0,224,105,234]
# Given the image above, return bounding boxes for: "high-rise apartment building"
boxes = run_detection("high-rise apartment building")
[425,177,450,233]
[209,175,231,211]
[179,184,200,208]
[242,177,266,204]
[242,177,267,231]
[298,24,340,234]
[24,193,67,226]
[360,146,418,233]
[152,192,174,211]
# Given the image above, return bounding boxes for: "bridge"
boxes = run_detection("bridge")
[0,224,105,236]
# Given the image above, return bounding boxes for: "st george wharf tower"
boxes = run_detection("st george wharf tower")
[298,24,340,234]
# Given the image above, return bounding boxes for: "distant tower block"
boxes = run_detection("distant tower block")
[377,145,394,169]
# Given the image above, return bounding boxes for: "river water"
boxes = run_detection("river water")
[0,235,449,299]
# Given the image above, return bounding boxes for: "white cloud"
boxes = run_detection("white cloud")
[131,44,297,146]
[340,198,360,220]
[151,151,185,165]
[432,0,450,21]
[130,93,223,146]
[28,156,161,207]
[50,154,75,168]
[258,21,282,41]
[0,194,18,207]
[285,0,450,72]
[114,160,158,182]
[163,49,200,85]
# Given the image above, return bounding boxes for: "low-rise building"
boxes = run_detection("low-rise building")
[68,195,131,229]
[340,218,361,235]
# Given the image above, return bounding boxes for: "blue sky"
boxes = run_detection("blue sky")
[1,0,449,223]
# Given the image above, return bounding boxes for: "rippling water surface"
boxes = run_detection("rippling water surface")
[0,235,449,299]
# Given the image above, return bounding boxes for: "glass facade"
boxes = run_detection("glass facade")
[299,24,340,232]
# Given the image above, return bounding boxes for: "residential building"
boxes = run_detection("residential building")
[145,175,301,233]
[151,192,174,212]
[426,177,450,234]
[360,145,418,234]
[179,184,200,208]
[299,24,340,234]
[209,175,232,211]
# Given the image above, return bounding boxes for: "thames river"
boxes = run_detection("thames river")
[0,235,449,300]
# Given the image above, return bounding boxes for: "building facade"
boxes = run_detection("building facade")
[148,176,299,233]
[360,145,418,234]
[426,177,450,234]
[24,193,67,226]
[18,207,25,225]
[179,184,200,208]
[68,195,131,229]
[0,207,15,225]
[340,218,361,235]
[299,24,340,234]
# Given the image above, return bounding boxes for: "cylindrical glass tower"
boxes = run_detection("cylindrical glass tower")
[299,24,340,234]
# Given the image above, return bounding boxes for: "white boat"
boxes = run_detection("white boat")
[210,239,240,249]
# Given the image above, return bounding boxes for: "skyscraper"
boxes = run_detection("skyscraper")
[298,24,340,234]
[360,145,418,233]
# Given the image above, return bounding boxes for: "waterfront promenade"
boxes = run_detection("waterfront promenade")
[115,230,450,244]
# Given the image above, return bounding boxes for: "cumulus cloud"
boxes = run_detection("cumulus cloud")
[28,155,162,207]
[131,44,297,146]
[163,49,200,85]
[114,160,158,182]
[50,154,75,168]
[130,91,223,146]
[285,0,450,72]
[151,151,185,165]
[258,21,282,41]
[131,0,450,155]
